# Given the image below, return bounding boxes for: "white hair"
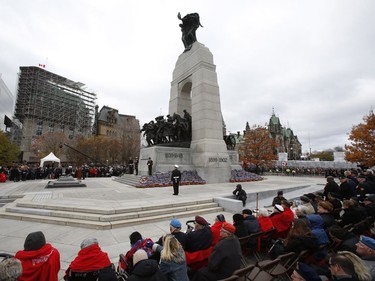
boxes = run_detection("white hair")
[80,238,98,249]
[258,208,270,217]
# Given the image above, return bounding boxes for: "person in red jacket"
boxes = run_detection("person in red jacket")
[15,231,60,281]
[256,208,274,232]
[64,238,117,281]
[210,214,226,246]
[270,201,294,238]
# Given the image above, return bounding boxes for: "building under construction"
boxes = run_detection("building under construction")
[13,66,97,162]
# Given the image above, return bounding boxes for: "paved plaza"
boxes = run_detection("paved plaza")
[0,175,324,280]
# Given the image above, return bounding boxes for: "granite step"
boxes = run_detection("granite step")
[14,199,214,214]
[6,202,219,222]
[113,174,142,187]
[0,199,223,229]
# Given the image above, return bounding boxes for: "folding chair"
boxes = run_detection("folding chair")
[239,235,252,266]
[246,231,265,262]
[284,249,309,273]
[259,228,276,256]
[268,252,295,280]
[248,258,280,281]
[232,264,256,281]
[218,274,239,281]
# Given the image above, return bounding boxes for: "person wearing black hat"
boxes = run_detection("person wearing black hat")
[15,231,60,281]
[323,176,340,199]
[242,209,261,235]
[272,190,286,206]
[339,176,357,200]
[185,215,213,253]
[171,164,181,195]
[232,184,247,207]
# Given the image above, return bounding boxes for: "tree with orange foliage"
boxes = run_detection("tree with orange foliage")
[31,132,67,160]
[238,125,277,167]
[345,110,375,168]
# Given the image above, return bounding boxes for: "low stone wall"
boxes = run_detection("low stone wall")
[214,184,312,213]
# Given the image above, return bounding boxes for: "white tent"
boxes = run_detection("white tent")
[40,152,61,167]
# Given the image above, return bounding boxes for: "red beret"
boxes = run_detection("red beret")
[195,215,209,226]
[222,222,236,234]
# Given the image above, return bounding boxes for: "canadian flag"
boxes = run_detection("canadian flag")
[38,64,45,68]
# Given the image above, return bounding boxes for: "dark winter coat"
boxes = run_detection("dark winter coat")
[339,207,367,227]
[243,215,261,234]
[319,213,336,229]
[127,259,167,281]
[185,226,213,253]
[323,181,340,198]
[193,236,242,281]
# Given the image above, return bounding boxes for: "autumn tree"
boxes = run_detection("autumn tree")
[238,125,277,166]
[31,132,67,160]
[62,136,122,166]
[0,130,20,165]
[345,110,375,168]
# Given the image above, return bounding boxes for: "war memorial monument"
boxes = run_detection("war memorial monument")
[139,13,241,183]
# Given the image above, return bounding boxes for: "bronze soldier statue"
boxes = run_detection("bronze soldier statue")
[178,12,203,52]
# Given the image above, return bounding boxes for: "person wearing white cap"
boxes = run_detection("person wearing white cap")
[171,164,181,196]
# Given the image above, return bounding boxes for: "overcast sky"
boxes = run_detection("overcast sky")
[1,0,374,153]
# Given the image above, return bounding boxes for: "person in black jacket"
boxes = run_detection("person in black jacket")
[339,200,367,228]
[272,190,286,206]
[192,222,241,281]
[327,225,359,254]
[233,184,247,207]
[185,216,212,253]
[339,177,357,200]
[323,176,340,199]
[127,249,167,281]
[232,213,248,238]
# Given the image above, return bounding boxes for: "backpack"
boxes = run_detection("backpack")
[118,239,154,273]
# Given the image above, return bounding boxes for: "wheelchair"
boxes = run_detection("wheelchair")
[65,263,128,281]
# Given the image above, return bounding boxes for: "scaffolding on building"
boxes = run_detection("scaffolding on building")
[13,66,97,161]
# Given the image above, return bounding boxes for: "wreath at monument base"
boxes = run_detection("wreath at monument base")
[136,170,206,188]
[229,169,264,183]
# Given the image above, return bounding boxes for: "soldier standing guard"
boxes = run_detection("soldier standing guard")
[147,157,153,176]
[134,157,139,175]
[171,164,182,196]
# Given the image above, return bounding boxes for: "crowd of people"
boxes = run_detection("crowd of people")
[1,168,375,281]
[0,164,130,182]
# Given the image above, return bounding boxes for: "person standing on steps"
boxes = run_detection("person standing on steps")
[134,157,139,175]
[171,164,182,195]
[147,157,153,176]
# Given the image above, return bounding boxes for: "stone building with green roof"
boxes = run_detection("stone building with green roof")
[235,111,302,161]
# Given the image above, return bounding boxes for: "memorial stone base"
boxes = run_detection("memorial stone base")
[139,146,241,183]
